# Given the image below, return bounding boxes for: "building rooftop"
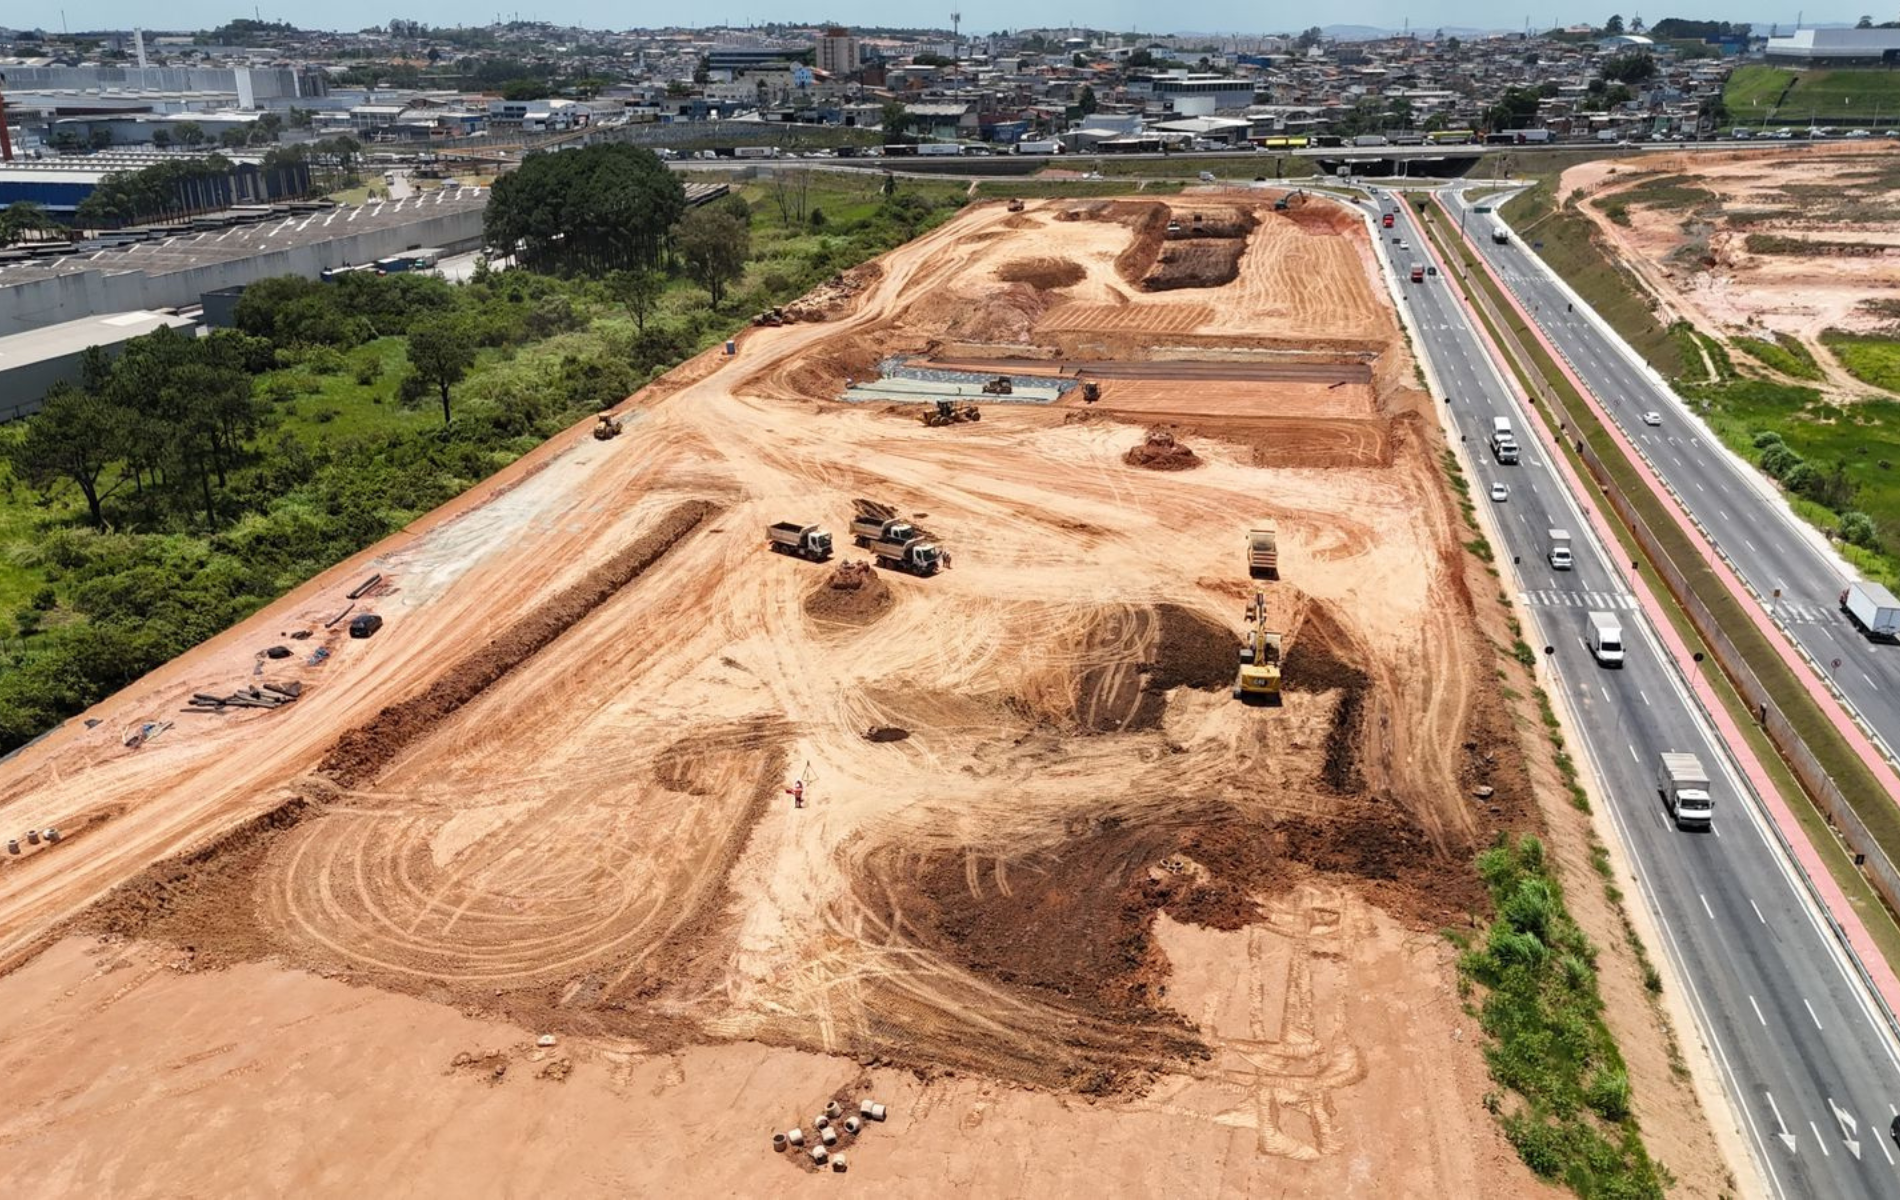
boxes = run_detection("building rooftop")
[0,309,196,371]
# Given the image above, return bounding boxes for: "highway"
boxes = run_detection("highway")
[1370,193,1900,1199]
[1442,187,1900,770]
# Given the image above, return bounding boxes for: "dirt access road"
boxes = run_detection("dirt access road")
[0,192,1705,1195]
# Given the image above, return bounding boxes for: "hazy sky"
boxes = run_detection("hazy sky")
[21,3,1857,36]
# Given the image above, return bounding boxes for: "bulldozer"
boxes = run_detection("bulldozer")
[1080,380,1101,403]
[753,307,787,327]
[981,375,1014,395]
[592,414,623,441]
[920,399,982,426]
[1233,590,1284,703]
[1006,198,1026,213]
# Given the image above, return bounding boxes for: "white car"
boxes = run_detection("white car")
[1641,411,1662,427]
[1490,482,1509,502]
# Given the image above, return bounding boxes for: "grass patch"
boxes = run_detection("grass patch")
[1460,833,1665,1197]
[1731,333,1823,381]
[1824,332,1900,396]
[1725,64,1900,126]
[1744,232,1885,257]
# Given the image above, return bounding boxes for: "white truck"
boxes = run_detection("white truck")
[766,521,833,562]
[1490,419,1520,464]
[1015,139,1062,154]
[1548,529,1573,570]
[1657,752,1713,829]
[1840,580,1900,641]
[1587,611,1624,666]
[917,142,964,156]
[733,145,781,159]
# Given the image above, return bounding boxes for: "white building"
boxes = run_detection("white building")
[1765,28,1900,67]
[815,27,861,76]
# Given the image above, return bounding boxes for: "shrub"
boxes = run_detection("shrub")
[1841,511,1880,549]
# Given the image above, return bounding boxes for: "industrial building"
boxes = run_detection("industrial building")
[1765,28,1900,67]
[0,309,197,423]
[0,153,313,217]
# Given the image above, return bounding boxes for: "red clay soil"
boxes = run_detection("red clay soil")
[319,501,717,788]
[995,257,1087,289]
[803,560,894,626]
[1123,427,1202,470]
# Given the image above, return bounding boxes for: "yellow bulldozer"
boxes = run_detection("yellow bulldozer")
[593,414,623,441]
[1233,590,1283,703]
[920,399,982,426]
[981,376,1014,395]
[1006,198,1026,213]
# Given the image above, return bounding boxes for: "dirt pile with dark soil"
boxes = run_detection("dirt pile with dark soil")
[318,502,717,789]
[803,560,893,626]
[995,257,1087,289]
[1067,603,1235,734]
[1123,426,1201,471]
[1142,240,1249,291]
[1146,604,1238,691]
[1281,602,1371,694]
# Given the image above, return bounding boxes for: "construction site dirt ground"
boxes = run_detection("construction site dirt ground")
[0,194,1716,1195]
[1560,146,1900,394]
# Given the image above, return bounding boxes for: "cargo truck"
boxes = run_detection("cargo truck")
[1410,265,1425,283]
[869,536,943,576]
[766,521,834,562]
[1490,426,1519,464]
[1548,529,1572,570]
[1657,752,1713,829]
[1247,524,1279,579]
[916,142,964,156]
[733,145,781,159]
[1015,139,1062,154]
[1587,611,1624,666]
[1382,213,1395,228]
[1840,580,1900,641]
[851,516,916,547]
[1491,229,1510,246]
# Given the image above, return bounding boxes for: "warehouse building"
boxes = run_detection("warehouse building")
[0,310,197,423]
[1765,28,1900,67]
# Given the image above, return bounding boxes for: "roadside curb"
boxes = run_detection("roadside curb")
[1418,197,1900,1025]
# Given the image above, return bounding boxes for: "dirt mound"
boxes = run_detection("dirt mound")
[1146,604,1236,691]
[1123,426,1201,471]
[779,262,883,323]
[1281,602,1371,693]
[995,257,1086,289]
[76,794,318,963]
[1143,240,1248,291]
[1321,690,1367,794]
[803,560,893,626]
[863,725,910,742]
[318,502,717,789]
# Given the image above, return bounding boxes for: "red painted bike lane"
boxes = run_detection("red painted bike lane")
[1412,199,1900,1016]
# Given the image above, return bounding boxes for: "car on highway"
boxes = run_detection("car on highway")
[1490,482,1509,502]
[1641,411,1662,426]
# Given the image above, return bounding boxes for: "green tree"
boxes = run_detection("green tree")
[1603,13,1625,34]
[8,383,125,529]
[672,207,749,309]
[0,201,61,245]
[219,126,251,149]
[405,318,477,424]
[880,101,912,139]
[1602,51,1657,85]
[1127,48,1155,68]
[175,121,205,146]
[1856,15,1873,28]
[1078,85,1098,115]
[608,268,666,334]
[482,143,684,275]
[151,127,173,149]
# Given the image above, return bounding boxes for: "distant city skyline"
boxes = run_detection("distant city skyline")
[9,3,1871,37]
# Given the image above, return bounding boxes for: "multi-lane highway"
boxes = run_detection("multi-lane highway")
[1368,193,1900,1199]
[1443,188,1900,768]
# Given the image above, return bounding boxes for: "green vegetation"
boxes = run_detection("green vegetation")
[1824,332,1900,395]
[1725,64,1900,126]
[1621,174,1714,211]
[1459,834,1665,1198]
[483,143,684,275]
[1499,174,1681,378]
[1732,333,1823,381]
[0,156,970,752]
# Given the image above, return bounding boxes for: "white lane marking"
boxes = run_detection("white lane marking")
[1765,1091,1798,1152]
[1629,743,1640,763]
[1750,899,1765,924]
[1700,893,1715,920]
[1811,1121,1830,1156]
[1804,998,1824,1031]
[1749,994,1766,1026]
[1829,1098,1862,1160]
[1745,538,1758,552]
[1863,671,1879,691]
[1638,688,1651,706]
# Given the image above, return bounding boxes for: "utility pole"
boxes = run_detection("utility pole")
[950,11,961,92]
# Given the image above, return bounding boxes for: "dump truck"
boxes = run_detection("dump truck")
[1491,431,1520,464]
[1587,610,1625,667]
[1841,580,1900,641]
[1657,752,1713,829]
[1247,524,1279,580]
[767,521,834,562]
[1234,591,1284,702]
[869,535,944,576]
[1410,264,1425,283]
[1382,213,1395,228]
[1548,529,1573,570]
[851,516,917,547]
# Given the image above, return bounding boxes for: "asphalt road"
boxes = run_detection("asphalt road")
[1442,189,1900,768]
[1373,194,1900,1199]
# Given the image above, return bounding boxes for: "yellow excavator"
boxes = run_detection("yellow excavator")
[1234,590,1283,703]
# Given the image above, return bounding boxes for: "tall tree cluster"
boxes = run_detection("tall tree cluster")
[483,144,686,275]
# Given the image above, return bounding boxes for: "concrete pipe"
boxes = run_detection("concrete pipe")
[787,1128,805,1147]
[843,1116,861,1135]
[820,1127,838,1147]
[825,1101,842,1118]
[26,830,40,845]
[772,1133,787,1152]
[832,1155,849,1173]
[809,1146,828,1166]
[814,1115,829,1130]
[870,1103,888,1122]
[6,840,17,855]
[44,829,59,843]
[860,1099,875,1117]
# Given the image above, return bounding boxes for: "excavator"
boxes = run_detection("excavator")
[1234,590,1284,703]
